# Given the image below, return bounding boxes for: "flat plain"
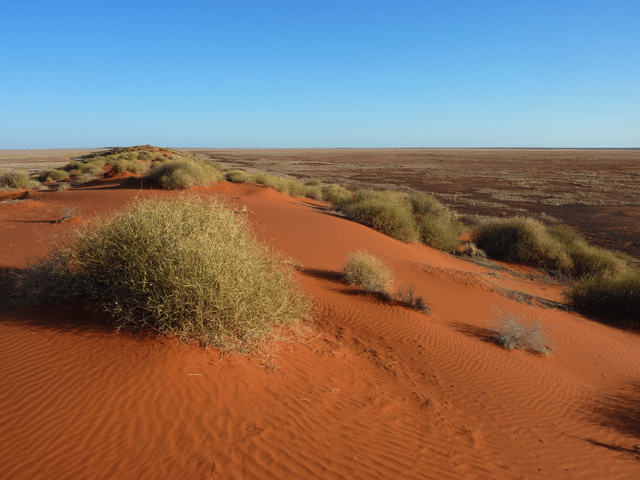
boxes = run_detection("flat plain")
[186,148,640,261]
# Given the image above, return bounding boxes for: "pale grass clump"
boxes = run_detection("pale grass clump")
[489,312,553,355]
[12,197,310,352]
[342,251,394,294]
[0,170,38,189]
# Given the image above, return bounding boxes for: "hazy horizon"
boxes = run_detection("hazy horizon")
[2,1,639,149]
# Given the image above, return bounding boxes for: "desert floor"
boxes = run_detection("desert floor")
[187,148,640,263]
[1,151,639,479]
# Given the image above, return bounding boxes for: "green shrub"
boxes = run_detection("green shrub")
[303,185,324,201]
[37,169,69,183]
[321,184,352,206]
[12,197,309,351]
[0,170,36,189]
[342,251,394,294]
[77,162,104,176]
[145,159,220,189]
[225,170,252,183]
[340,190,419,243]
[547,225,625,277]
[477,218,627,278]
[568,268,640,322]
[112,159,148,174]
[476,217,572,272]
[304,179,323,187]
[489,312,553,355]
[409,192,460,253]
[250,172,306,197]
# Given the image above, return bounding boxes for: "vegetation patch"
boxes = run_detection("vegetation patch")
[144,157,220,189]
[342,251,394,294]
[0,170,38,189]
[339,190,420,243]
[37,169,69,183]
[489,312,553,355]
[567,267,640,324]
[11,196,310,351]
[476,217,626,278]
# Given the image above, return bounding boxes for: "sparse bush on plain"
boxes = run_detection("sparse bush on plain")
[342,251,394,294]
[489,312,553,355]
[0,170,37,189]
[568,267,640,323]
[12,197,310,351]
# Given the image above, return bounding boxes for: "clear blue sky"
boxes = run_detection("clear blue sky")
[1,0,638,148]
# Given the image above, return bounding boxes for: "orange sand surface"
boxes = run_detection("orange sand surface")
[1,178,639,479]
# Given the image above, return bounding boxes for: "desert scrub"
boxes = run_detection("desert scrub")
[0,170,37,189]
[476,217,627,278]
[321,183,352,206]
[342,251,394,294]
[476,217,572,273]
[489,312,553,355]
[567,267,640,323]
[408,192,461,253]
[225,170,253,183]
[339,190,420,243]
[145,158,221,189]
[37,169,69,183]
[12,197,309,351]
[112,158,148,174]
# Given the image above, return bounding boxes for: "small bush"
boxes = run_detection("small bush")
[250,172,306,197]
[568,268,640,322]
[37,169,69,183]
[395,284,430,314]
[112,159,148,174]
[409,192,461,253]
[489,312,552,355]
[476,217,572,272]
[225,170,252,183]
[340,190,419,243]
[303,185,324,201]
[0,170,36,189]
[145,159,220,189]
[77,162,104,176]
[477,217,627,278]
[321,184,352,206]
[342,251,394,294]
[12,197,309,351]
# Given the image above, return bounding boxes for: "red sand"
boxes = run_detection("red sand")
[1,179,639,479]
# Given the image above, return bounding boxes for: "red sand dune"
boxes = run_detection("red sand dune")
[1,179,639,479]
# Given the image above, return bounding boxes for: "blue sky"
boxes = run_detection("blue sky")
[1,0,638,148]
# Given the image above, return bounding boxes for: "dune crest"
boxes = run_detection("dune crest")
[1,179,639,479]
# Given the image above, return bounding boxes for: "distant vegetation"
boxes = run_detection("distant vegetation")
[13,144,638,328]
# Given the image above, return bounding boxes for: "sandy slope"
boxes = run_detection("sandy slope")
[1,179,639,479]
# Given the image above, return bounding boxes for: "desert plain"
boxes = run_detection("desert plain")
[1,148,639,479]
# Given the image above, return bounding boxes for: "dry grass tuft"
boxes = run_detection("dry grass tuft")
[11,196,310,352]
[489,312,553,355]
